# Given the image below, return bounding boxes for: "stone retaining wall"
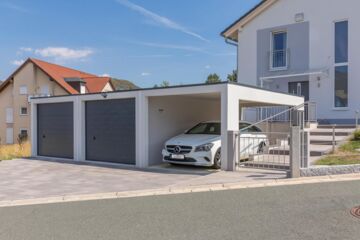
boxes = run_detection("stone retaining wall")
[301,165,360,177]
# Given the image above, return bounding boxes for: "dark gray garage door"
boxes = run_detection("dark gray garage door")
[85,99,135,164]
[37,102,74,159]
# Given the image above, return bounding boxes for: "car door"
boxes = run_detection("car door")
[239,123,256,158]
[239,124,266,159]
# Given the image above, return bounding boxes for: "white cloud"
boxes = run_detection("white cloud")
[1,2,29,13]
[19,47,33,52]
[141,72,151,76]
[34,47,94,60]
[11,59,25,66]
[137,42,204,52]
[130,54,173,58]
[100,73,111,77]
[205,65,211,69]
[213,52,237,56]
[116,0,209,42]
[17,47,33,56]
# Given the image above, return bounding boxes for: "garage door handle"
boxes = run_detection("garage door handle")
[93,136,96,140]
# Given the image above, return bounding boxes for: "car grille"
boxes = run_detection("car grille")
[166,145,192,154]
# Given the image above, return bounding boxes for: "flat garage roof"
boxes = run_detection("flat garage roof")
[31,81,304,108]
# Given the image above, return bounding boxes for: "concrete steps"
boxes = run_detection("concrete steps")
[268,125,356,158]
[269,145,333,157]
[310,136,347,145]
[317,125,356,129]
[310,125,355,156]
[241,154,290,170]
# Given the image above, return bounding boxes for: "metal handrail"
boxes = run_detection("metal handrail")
[240,102,316,133]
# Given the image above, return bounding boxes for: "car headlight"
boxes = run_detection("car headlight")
[195,143,214,152]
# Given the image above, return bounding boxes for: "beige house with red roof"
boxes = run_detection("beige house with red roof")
[0,58,123,144]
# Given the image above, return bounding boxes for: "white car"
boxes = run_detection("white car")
[162,121,267,168]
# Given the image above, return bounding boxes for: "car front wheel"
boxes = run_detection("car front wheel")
[212,148,221,169]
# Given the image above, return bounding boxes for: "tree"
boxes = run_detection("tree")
[159,81,170,87]
[205,73,221,84]
[227,70,237,82]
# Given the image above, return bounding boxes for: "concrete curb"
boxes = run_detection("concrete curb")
[0,173,360,208]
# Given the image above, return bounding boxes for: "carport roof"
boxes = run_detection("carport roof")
[30,81,300,99]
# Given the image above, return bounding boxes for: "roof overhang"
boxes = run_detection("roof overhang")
[64,77,86,83]
[221,0,278,41]
[260,68,330,82]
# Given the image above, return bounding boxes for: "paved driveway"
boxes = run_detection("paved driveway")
[0,159,286,201]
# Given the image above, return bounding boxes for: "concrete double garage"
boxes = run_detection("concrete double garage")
[31,83,303,171]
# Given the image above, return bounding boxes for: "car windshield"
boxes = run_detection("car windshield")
[186,122,221,135]
[186,122,262,135]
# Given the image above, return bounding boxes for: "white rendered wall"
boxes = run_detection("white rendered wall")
[237,0,360,121]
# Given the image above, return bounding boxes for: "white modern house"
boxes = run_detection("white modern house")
[222,0,360,124]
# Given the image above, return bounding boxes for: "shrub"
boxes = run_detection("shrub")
[353,130,360,141]
[0,142,31,160]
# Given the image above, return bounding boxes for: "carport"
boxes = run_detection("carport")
[30,82,303,171]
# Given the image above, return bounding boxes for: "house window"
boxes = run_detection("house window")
[335,66,348,108]
[6,108,13,123]
[20,107,28,115]
[271,31,288,70]
[334,20,348,108]
[19,85,28,95]
[40,85,49,95]
[335,21,348,64]
[19,129,28,141]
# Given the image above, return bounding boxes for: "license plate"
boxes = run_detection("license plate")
[171,154,185,160]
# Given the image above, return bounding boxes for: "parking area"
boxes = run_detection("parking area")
[0,159,286,202]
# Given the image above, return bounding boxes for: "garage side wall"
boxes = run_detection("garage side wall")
[148,96,221,166]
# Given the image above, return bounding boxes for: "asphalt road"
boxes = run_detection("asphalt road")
[0,180,359,240]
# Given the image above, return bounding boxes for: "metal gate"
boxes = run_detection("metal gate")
[236,102,312,171]
[238,132,291,170]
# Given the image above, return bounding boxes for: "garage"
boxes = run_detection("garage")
[85,98,136,164]
[31,83,304,171]
[37,102,74,159]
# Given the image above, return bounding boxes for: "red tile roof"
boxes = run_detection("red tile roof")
[83,77,113,93]
[0,58,114,94]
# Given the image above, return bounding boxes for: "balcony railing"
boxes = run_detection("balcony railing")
[269,49,289,70]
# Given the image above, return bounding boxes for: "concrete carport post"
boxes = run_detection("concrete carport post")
[221,85,239,171]
[135,91,149,168]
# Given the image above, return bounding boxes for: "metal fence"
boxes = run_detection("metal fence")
[235,102,312,172]
[237,132,290,170]
[243,102,317,125]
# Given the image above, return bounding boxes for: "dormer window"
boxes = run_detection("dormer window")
[64,77,86,94]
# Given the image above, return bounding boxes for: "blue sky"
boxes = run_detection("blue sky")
[0,0,260,87]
